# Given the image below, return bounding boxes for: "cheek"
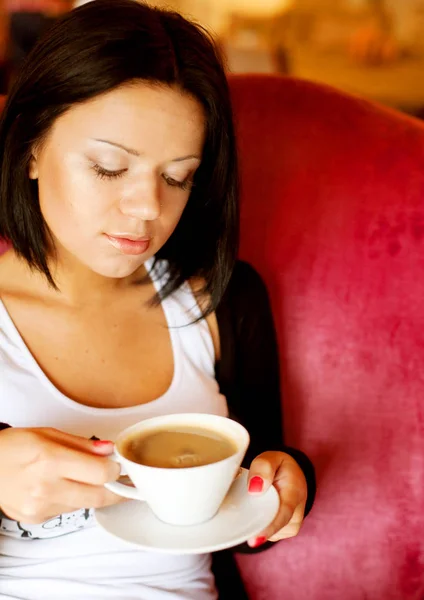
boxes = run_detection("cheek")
[161,191,190,232]
[37,160,112,237]
[155,203,187,247]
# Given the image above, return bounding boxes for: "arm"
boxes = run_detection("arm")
[215,261,316,553]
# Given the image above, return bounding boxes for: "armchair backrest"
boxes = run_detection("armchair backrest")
[230,74,424,600]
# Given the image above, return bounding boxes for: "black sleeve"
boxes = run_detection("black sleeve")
[215,261,316,554]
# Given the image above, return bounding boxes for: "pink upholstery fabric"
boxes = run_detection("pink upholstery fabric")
[229,74,424,600]
[1,80,424,599]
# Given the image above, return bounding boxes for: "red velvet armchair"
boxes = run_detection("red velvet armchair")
[230,74,424,600]
[1,75,424,599]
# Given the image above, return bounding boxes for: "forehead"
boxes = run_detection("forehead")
[45,82,206,159]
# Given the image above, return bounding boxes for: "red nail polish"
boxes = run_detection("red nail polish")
[252,536,267,548]
[93,440,113,447]
[248,476,264,493]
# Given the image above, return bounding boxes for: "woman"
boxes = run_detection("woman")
[0,1,315,598]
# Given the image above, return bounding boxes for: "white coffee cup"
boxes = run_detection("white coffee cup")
[105,413,250,526]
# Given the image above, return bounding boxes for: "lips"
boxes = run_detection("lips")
[105,234,151,256]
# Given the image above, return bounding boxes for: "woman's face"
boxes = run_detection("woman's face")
[29,82,205,279]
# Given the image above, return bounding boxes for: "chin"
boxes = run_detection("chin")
[87,257,147,279]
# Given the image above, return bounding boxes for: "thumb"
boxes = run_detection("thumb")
[247,451,283,495]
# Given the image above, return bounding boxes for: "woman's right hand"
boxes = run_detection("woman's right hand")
[0,427,122,524]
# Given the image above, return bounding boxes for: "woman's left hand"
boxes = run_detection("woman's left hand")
[246,451,307,548]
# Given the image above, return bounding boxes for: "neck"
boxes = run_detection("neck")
[33,247,151,308]
[54,263,148,308]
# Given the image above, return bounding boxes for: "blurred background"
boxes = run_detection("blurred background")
[1,0,424,117]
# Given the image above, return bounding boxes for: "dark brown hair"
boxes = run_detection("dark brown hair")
[0,0,239,311]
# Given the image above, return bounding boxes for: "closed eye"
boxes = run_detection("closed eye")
[163,174,194,191]
[92,164,127,180]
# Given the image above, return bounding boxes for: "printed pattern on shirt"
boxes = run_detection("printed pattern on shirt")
[0,508,95,539]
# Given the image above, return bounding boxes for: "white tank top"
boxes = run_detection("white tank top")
[0,259,225,600]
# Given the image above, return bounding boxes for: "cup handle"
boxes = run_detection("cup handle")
[104,451,145,501]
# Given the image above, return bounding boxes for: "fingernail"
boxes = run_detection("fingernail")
[249,536,267,548]
[248,476,264,493]
[93,440,113,447]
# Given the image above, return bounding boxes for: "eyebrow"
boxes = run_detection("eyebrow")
[92,138,201,162]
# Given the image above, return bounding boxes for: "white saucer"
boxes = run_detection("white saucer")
[95,468,279,555]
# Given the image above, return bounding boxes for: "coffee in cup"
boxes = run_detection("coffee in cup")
[105,413,249,526]
[120,425,238,468]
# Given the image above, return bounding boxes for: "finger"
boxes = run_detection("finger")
[0,502,66,525]
[45,444,121,485]
[1,488,126,525]
[247,454,307,547]
[0,503,23,522]
[47,479,127,510]
[41,428,115,456]
[268,519,303,542]
[247,499,299,547]
[248,501,305,548]
[247,451,284,495]
[260,470,306,538]
[20,481,126,519]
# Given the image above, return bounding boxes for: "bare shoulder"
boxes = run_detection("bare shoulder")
[0,250,38,301]
[189,277,220,362]
[0,250,19,293]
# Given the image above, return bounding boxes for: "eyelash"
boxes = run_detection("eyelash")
[92,164,126,180]
[162,174,193,191]
[92,164,193,191]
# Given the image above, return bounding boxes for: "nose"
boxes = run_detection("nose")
[119,177,161,221]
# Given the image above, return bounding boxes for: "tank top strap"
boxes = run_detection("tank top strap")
[146,258,216,379]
